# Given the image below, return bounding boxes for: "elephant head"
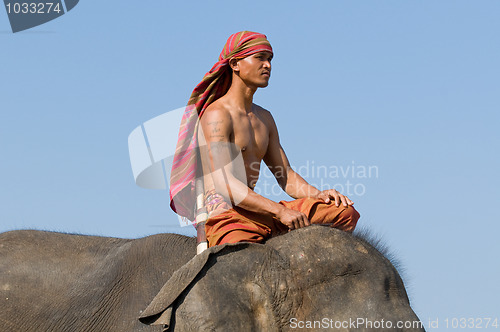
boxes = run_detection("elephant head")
[140,226,424,331]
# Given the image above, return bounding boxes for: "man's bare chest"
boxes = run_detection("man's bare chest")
[231,113,269,159]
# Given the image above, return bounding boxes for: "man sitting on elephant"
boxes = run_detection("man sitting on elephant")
[169,31,360,247]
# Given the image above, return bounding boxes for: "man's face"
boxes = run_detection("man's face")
[234,51,273,88]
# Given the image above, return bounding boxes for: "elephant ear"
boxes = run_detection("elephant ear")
[138,242,247,329]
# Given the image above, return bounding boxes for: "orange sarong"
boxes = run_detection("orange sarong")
[203,190,360,247]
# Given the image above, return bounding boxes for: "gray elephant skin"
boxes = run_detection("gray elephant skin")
[0,226,425,331]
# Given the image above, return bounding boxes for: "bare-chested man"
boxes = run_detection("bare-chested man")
[170,31,359,248]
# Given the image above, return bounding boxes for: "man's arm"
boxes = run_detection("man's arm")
[200,108,309,230]
[262,111,354,207]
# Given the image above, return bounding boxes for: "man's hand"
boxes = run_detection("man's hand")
[315,189,354,207]
[276,206,310,231]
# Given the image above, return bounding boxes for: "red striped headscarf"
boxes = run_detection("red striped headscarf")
[170,31,273,221]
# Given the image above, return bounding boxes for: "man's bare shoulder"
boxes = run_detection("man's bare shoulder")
[200,100,233,141]
[253,103,273,119]
[252,103,270,114]
[253,103,277,127]
[201,100,233,124]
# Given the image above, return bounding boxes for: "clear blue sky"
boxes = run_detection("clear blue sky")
[1,1,499,330]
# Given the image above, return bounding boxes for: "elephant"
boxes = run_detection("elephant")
[0,226,425,331]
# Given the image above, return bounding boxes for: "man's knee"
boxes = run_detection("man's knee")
[338,206,360,232]
[345,205,360,221]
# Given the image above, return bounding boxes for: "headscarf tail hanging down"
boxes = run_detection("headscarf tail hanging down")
[169,31,273,222]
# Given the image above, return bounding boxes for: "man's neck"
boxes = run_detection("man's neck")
[224,78,257,113]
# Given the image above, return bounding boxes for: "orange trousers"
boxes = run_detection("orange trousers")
[203,191,360,247]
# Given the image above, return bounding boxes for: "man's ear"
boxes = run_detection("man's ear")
[229,57,240,72]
